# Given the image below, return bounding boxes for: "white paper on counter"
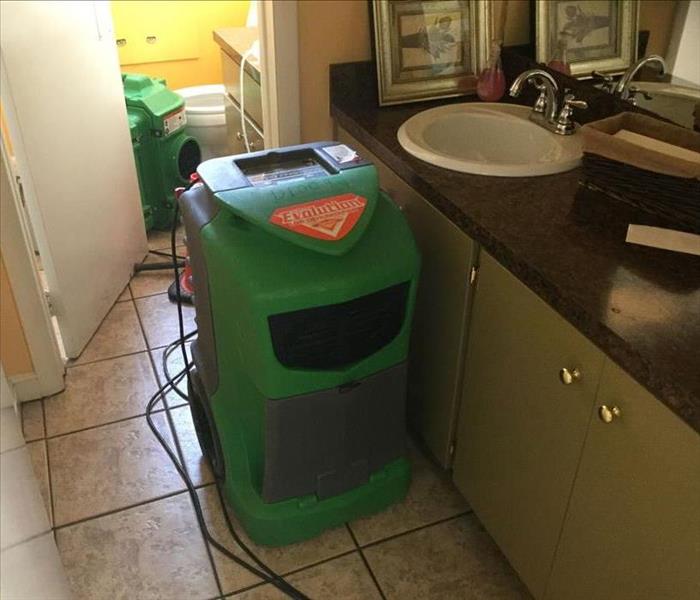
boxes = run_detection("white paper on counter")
[626,224,700,256]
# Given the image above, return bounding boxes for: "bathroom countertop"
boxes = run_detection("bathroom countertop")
[213,27,260,83]
[330,60,700,435]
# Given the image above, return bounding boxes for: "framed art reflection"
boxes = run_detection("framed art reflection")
[536,0,639,77]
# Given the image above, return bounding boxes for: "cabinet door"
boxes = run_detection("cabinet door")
[453,252,605,598]
[337,128,475,467]
[545,360,700,600]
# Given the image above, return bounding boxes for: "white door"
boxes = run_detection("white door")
[0,1,147,358]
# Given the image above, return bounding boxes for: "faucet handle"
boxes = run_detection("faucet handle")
[591,70,613,82]
[531,80,549,114]
[563,92,588,110]
[556,93,588,135]
[591,71,615,93]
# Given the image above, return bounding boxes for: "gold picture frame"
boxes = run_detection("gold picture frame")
[536,0,639,77]
[372,0,491,106]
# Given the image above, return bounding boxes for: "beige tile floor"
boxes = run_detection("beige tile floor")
[20,229,531,600]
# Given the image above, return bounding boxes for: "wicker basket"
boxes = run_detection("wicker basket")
[580,113,700,233]
[581,153,700,232]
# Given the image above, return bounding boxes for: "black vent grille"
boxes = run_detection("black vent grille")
[268,282,409,369]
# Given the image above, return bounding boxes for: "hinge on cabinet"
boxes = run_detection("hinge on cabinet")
[44,291,57,316]
[448,440,456,458]
[469,265,479,286]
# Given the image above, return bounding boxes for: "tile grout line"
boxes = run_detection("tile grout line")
[359,509,474,552]
[65,340,182,372]
[66,346,153,371]
[41,405,170,442]
[51,483,215,532]
[20,400,47,443]
[346,524,387,600]
[158,403,226,598]
[220,548,360,599]
[132,286,197,356]
[41,399,56,530]
[132,284,224,598]
[0,529,55,553]
[65,298,141,367]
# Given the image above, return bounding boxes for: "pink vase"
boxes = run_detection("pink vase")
[477,66,506,102]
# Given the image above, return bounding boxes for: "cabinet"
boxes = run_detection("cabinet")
[454,251,700,599]
[225,100,263,155]
[545,360,700,600]
[452,252,606,598]
[337,127,476,467]
[221,50,263,130]
[215,28,264,153]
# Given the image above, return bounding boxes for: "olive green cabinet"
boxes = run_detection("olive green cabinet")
[545,360,700,600]
[454,251,700,599]
[452,252,606,598]
[337,127,476,467]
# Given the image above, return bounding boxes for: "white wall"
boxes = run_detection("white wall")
[668,0,700,85]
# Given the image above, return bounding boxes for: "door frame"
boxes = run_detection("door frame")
[259,0,300,148]
[0,126,65,402]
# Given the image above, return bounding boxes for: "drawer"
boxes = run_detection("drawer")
[225,97,264,155]
[221,50,262,130]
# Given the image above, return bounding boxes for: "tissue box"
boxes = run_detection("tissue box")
[580,112,700,232]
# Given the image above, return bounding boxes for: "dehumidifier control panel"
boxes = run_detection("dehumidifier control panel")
[195,142,371,195]
[242,157,330,188]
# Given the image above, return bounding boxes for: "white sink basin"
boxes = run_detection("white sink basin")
[397,103,582,177]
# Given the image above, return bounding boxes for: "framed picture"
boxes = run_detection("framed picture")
[372,0,490,106]
[536,0,639,77]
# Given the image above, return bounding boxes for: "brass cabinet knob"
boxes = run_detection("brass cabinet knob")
[598,405,622,424]
[559,367,581,385]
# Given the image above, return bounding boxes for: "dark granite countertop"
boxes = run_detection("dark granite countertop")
[330,59,700,435]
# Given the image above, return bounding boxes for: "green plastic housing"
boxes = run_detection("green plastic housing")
[123,73,200,230]
[196,160,420,545]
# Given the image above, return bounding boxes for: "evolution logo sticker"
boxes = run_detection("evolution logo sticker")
[269,193,367,241]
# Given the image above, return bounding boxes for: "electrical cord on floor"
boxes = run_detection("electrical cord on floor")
[150,248,186,261]
[134,259,185,273]
[142,189,310,600]
[161,329,197,401]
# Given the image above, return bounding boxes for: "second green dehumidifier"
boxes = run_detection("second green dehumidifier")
[123,73,201,230]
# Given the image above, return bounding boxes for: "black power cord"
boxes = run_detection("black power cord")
[150,248,186,260]
[143,184,310,600]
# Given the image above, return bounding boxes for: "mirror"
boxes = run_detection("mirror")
[499,0,700,130]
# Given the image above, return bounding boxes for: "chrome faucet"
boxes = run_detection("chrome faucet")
[509,69,588,136]
[510,69,560,122]
[614,55,666,103]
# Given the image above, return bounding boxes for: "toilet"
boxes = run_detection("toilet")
[175,84,231,160]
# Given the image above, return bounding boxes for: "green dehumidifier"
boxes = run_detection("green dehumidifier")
[180,142,420,546]
[123,73,201,230]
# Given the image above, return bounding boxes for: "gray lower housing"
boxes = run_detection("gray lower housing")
[263,362,407,503]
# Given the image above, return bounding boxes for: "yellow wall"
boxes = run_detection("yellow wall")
[0,254,34,377]
[111,1,250,90]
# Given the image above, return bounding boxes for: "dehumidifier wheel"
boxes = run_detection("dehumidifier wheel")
[187,369,225,481]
